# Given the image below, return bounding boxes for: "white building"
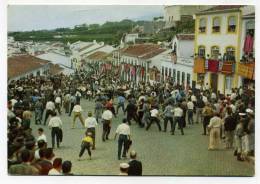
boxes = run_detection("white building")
[8,55,50,81]
[118,44,168,84]
[124,33,139,44]
[160,34,194,88]
[70,40,116,70]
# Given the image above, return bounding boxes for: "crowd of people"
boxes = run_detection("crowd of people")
[7,71,255,175]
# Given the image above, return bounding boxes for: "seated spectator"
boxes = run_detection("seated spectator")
[36,148,54,175]
[62,160,73,175]
[37,128,47,143]
[9,149,39,175]
[48,158,62,175]
[34,140,47,160]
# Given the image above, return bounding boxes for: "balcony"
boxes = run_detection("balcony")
[237,62,255,80]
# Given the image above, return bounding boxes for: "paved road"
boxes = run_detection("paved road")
[31,99,254,176]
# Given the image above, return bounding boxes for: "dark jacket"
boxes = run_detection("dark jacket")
[128,159,142,176]
[224,115,237,131]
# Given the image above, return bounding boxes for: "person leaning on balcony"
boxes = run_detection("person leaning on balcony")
[71,102,85,129]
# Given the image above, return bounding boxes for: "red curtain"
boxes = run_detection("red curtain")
[208,59,219,73]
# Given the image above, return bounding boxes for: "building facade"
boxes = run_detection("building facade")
[160,34,194,88]
[192,5,254,94]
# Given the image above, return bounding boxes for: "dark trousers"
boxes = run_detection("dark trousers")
[79,142,91,157]
[203,116,211,135]
[55,103,61,115]
[44,109,53,125]
[146,117,161,131]
[164,117,173,131]
[102,120,111,141]
[187,110,193,124]
[87,128,96,149]
[118,134,128,159]
[138,111,144,127]
[126,113,139,125]
[116,103,125,114]
[172,117,184,135]
[69,103,75,116]
[51,127,60,148]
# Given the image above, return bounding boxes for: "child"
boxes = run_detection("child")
[78,131,93,161]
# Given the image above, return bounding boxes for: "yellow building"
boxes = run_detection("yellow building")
[192,5,253,94]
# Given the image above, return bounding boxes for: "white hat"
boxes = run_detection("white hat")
[246,108,254,114]
[239,113,246,116]
[120,163,129,169]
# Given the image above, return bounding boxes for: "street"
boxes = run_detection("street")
[32,99,254,176]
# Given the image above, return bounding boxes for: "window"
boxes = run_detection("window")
[187,74,191,85]
[169,68,172,78]
[173,69,176,83]
[226,46,236,61]
[228,16,236,33]
[198,45,206,57]
[165,67,168,77]
[161,66,164,76]
[199,18,206,33]
[212,17,221,33]
[177,71,180,84]
[211,46,220,59]
[225,76,233,90]
[182,72,185,85]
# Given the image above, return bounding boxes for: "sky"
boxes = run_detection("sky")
[8,5,164,32]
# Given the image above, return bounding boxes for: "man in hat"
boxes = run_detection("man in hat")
[85,111,98,150]
[114,118,131,160]
[119,163,129,175]
[128,150,142,176]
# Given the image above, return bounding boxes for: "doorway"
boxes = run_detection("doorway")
[211,73,218,92]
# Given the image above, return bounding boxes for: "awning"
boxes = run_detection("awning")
[221,61,235,74]
[237,62,255,79]
[193,58,205,73]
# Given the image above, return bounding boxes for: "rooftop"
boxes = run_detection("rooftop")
[8,55,49,79]
[197,5,243,14]
[122,44,166,59]
[176,34,194,40]
[87,51,109,60]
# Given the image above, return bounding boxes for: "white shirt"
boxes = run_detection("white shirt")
[55,97,61,104]
[191,95,197,102]
[231,93,236,101]
[37,134,47,143]
[116,123,130,135]
[187,101,194,110]
[72,105,82,113]
[85,117,98,128]
[208,116,222,128]
[46,101,55,110]
[75,91,81,97]
[211,93,216,99]
[173,107,183,117]
[150,109,159,117]
[202,96,208,103]
[48,116,62,128]
[102,110,113,120]
[48,168,62,175]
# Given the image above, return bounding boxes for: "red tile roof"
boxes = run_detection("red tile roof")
[87,51,108,60]
[49,63,64,75]
[122,44,166,59]
[176,34,194,40]
[8,55,49,78]
[200,5,243,13]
